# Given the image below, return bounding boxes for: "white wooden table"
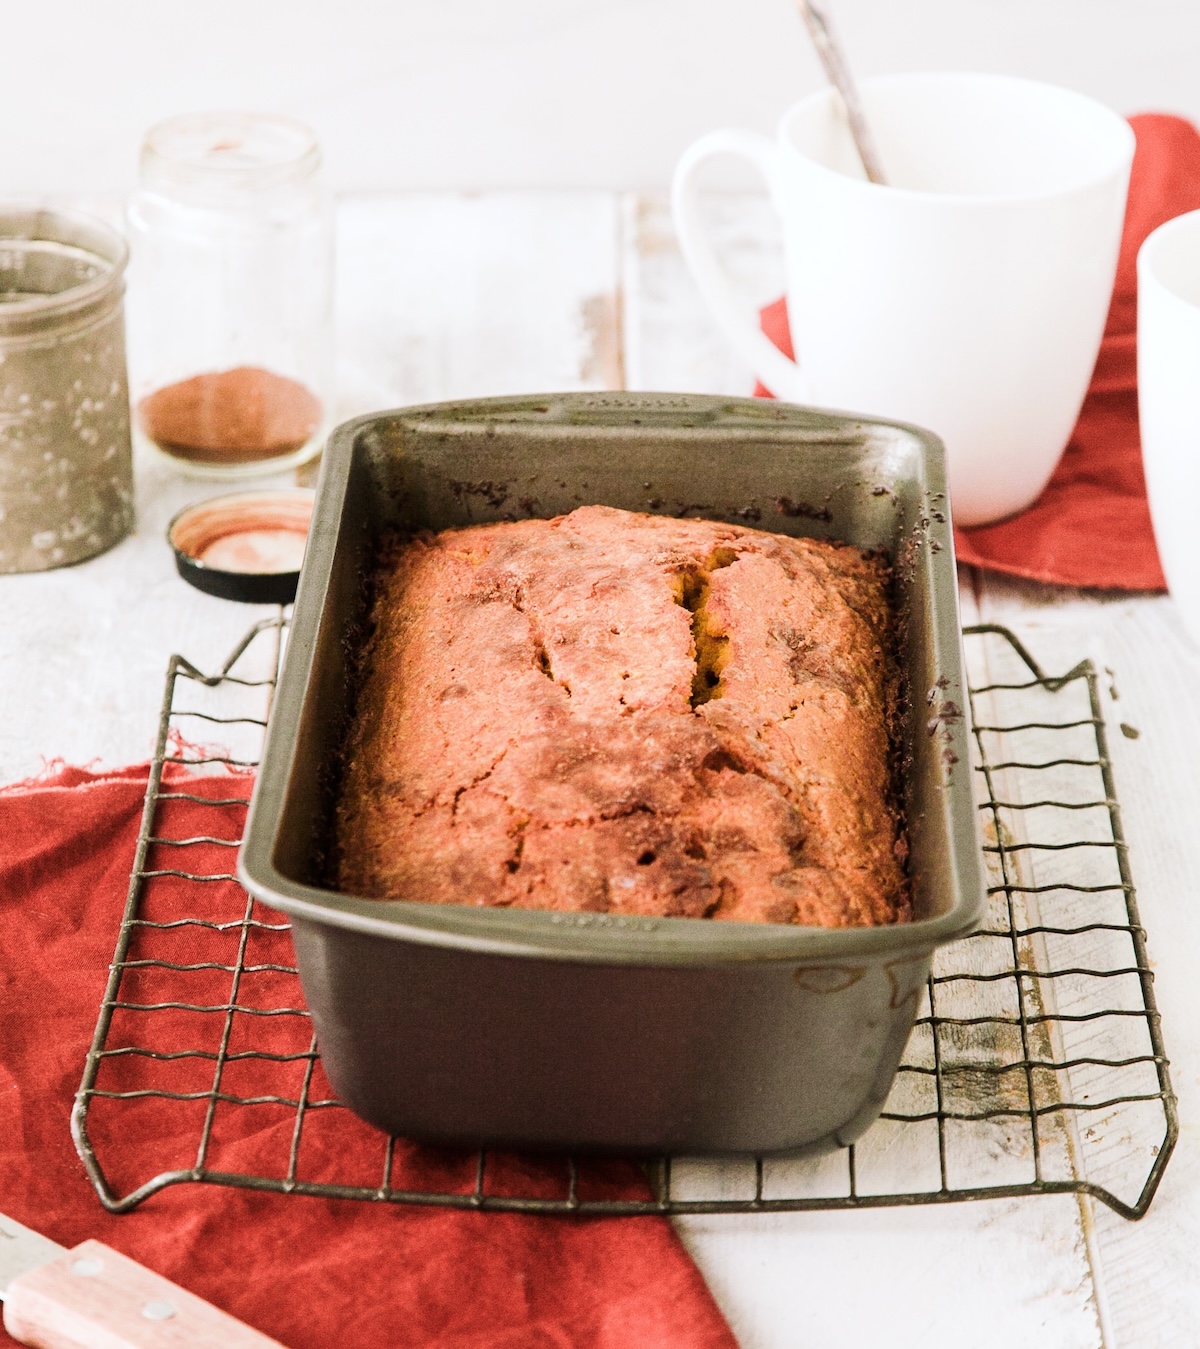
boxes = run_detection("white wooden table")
[4,191,1199,1348]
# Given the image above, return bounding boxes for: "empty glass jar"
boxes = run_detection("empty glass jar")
[126,112,333,478]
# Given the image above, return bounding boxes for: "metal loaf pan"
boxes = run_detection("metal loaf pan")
[239,392,985,1156]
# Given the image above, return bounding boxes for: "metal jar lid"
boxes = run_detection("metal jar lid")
[167,488,314,603]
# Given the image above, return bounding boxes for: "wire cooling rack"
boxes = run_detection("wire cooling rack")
[72,617,1177,1220]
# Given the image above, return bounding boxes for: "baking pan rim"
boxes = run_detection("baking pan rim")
[239,392,985,969]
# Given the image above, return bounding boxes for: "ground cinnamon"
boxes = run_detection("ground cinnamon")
[138,365,321,465]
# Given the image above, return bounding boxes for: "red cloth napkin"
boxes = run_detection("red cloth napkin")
[756,113,1200,591]
[0,763,736,1349]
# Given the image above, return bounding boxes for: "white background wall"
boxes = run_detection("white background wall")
[4,0,1199,195]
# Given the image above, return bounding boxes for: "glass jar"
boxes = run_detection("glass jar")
[0,207,134,572]
[126,112,333,478]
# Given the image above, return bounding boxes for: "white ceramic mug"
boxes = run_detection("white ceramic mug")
[672,72,1134,526]
[1138,208,1200,646]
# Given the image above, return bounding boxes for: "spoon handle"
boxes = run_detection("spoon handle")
[796,0,887,184]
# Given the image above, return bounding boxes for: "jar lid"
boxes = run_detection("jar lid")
[168,489,314,604]
[141,112,321,198]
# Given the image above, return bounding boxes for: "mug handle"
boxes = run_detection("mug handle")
[671,130,811,403]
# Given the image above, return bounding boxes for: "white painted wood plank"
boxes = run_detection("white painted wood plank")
[620,192,781,397]
[677,1198,1101,1349]
[335,191,622,418]
[972,573,1200,1347]
[0,444,292,785]
[961,619,1164,1209]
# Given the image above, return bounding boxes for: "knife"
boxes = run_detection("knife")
[0,1210,284,1347]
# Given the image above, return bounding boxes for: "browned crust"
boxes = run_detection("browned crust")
[335,505,910,927]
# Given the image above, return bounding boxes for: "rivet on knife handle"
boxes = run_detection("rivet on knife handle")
[2,1239,285,1348]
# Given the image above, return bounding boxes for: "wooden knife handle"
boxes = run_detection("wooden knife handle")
[2,1240,285,1348]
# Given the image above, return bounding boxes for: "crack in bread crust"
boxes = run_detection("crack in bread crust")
[335,505,909,927]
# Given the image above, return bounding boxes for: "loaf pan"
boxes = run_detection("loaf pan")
[239,392,985,1155]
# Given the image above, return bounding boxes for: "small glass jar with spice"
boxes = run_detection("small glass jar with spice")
[126,112,333,478]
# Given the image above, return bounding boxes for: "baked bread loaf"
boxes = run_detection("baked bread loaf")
[335,505,909,927]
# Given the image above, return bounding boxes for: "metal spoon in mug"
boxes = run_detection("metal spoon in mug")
[795,0,887,184]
